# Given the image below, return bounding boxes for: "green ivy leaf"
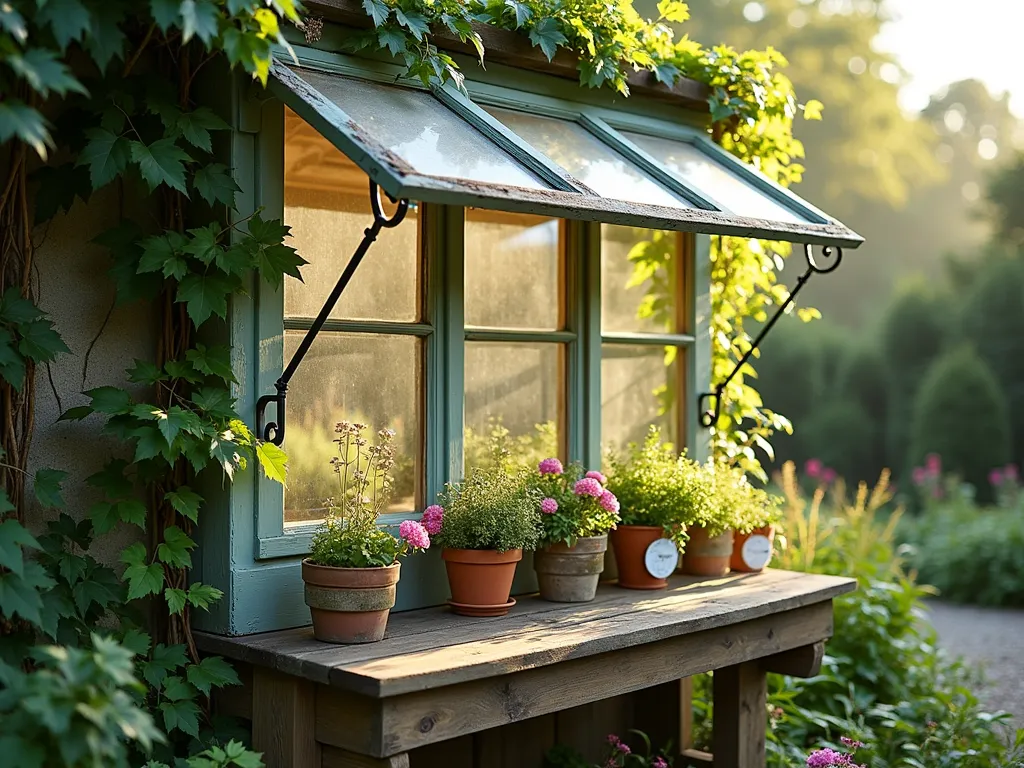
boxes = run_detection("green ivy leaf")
[0,519,40,577]
[72,567,121,614]
[116,499,148,528]
[803,99,824,121]
[128,359,168,386]
[5,49,87,98]
[0,330,25,390]
[165,487,203,524]
[133,424,168,463]
[176,107,230,153]
[0,286,42,324]
[186,656,240,696]
[121,543,165,600]
[176,273,232,327]
[0,100,52,159]
[162,674,197,701]
[0,488,14,516]
[395,8,430,39]
[528,17,567,61]
[160,698,201,738]
[138,232,188,279]
[17,318,69,363]
[256,441,288,485]
[156,526,196,569]
[36,0,90,49]
[0,561,52,626]
[120,628,152,656]
[186,582,223,610]
[86,459,133,498]
[257,243,307,289]
[57,551,88,585]
[143,643,188,688]
[164,359,204,384]
[377,27,408,57]
[86,386,133,415]
[150,0,182,31]
[131,138,191,194]
[657,0,690,22]
[192,163,240,207]
[165,587,187,615]
[191,387,235,419]
[34,469,68,509]
[180,0,220,45]
[89,501,121,535]
[362,0,390,26]
[186,343,236,383]
[183,224,221,265]
[84,4,128,71]
[77,128,132,190]
[0,4,27,43]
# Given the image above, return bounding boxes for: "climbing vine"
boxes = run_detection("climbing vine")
[0,0,821,763]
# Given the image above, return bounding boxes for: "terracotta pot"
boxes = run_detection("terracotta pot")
[681,527,734,576]
[730,526,776,573]
[301,559,400,644]
[534,534,608,603]
[442,548,522,616]
[610,525,673,590]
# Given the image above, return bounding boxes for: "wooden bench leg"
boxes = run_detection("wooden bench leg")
[321,746,410,768]
[712,662,767,768]
[252,667,320,768]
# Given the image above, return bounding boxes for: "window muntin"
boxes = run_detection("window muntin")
[464,211,563,330]
[621,131,808,224]
[486,107,692,210]
[282,112,426,525]
[291,67,548,190]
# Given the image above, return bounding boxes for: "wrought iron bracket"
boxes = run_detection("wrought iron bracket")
[256,181,409,446]
[698,243,844,429]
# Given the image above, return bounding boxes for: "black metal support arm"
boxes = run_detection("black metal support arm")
[256,181,409,445]
[698,243,844,429]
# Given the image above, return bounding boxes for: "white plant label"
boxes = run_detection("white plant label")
[741,534,772,571]
[644,538,678,579]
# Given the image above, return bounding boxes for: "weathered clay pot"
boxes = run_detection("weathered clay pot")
[730,526,775,573]
[681,527,734,576]
[302,559,400,644]
[442,548,522,616]
[610,525,671,590]
[534,534,608,603]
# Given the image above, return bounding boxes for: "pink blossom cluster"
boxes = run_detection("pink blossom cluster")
[540,497,559,515]
[805,737,865,768]
[804,458,837,485]
[911,453,944,500]
[988,463,1019,488]
[398,520,430,550]
[420,504,444,535]
[574,477,604,498]
[538,457,564,475]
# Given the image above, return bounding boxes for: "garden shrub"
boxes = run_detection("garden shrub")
[799,400,877,486]
[688,464,1021,768]
[879,281,949,479]
[908,346,1011,501]
[961,256,1024,465]
[835,341,889,480]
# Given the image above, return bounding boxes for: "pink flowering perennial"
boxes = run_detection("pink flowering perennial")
[598,490,619,513]
[420,504,444,535]
[538,457,564,475]
[573,477,603,498]
[540,498,559,515]
[585,470,607,484]
[399,520,430,550]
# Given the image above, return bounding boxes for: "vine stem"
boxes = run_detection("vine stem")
[122,22,157,79]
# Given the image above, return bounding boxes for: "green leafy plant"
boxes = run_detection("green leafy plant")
[544,730,674,768]
[605,426,710,547]
[309,422,429,568]
[530,459,620,548]
[431,464,541,552]
[709,460,781,535]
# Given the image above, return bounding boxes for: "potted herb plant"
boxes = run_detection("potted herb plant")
[727,473,782,573]
[424,464,541,616]
[605,428,705,589]
[302,423,429,644]
[529,458,621,603]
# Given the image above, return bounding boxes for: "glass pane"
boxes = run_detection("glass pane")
[601,225,678,334]
[283,331,421,524]
[602,344,679,453]
[292,67,547,190]
[622,131,807,224]
[464,342,562,471]
[284,109,419,322]
[465,211,562,330]
[487,107,691,210]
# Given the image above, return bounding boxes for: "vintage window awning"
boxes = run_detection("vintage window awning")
[268,61,863,249]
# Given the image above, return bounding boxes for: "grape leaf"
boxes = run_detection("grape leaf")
[176,273,232,327]
[77,128,131,189]
[192,163,240,207]
[131,138,191,194]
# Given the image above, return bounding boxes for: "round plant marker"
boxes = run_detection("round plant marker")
[644,538,678,579]
[741,534,773,571]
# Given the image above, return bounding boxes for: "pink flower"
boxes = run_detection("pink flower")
[821,468,837,485]
[585,470,607,484]
[574,477,604,498]
[599,490,620,513]
[420,505,444,535]
[805,458,823,478]
[653,759,669,768]
[615,743,631,756]
[541,498,559,515]
[840,737,863,750]
[926,453,942,476]
[1006,464,1019,481]
[538,458,564,475]
[399,520,430,550]
[912,466,927,486]
[606,734,621,746]
[806,749,845,768]
[989,468,1004,487]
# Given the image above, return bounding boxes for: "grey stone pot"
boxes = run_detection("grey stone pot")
[533,534,608,603]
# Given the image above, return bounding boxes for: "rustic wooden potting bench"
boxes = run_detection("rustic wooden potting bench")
[197,569,854,768]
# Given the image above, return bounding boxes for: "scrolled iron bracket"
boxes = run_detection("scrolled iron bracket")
[698,243,844,429]
[256,181,409,446]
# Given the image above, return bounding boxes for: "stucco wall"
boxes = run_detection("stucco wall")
[27,185,157,570]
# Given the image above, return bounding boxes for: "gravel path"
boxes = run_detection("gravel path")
[926,601,1024,724]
